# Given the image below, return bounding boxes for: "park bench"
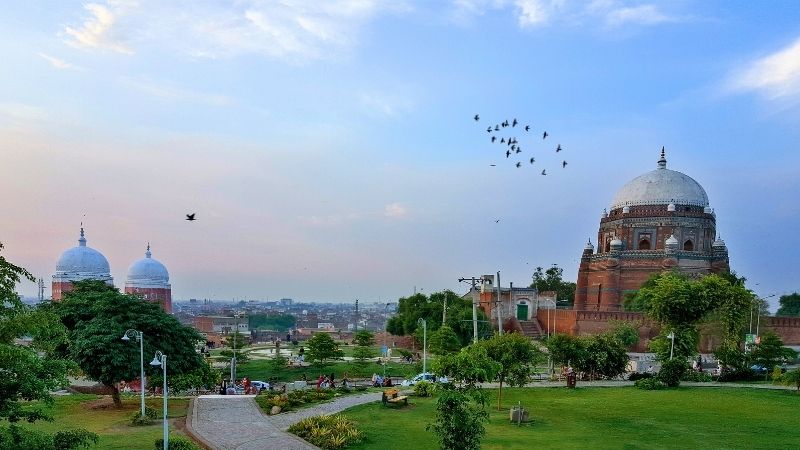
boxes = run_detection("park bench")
[382,388,408,406]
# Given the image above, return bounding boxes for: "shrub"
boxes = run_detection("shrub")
[718,368,759,382]
[129,406,159,426]
[154,436,200,450]
[770,366,784,384]
[414,380,435,397]
[628,372,653,381]
[635,378,664,390]
[336,385,351,394]
[288,415,363,450]
[52,429,99,450]
[657,359,688,387]
[680,370,712,382]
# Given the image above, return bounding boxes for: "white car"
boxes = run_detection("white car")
[401,372,448,386]
[251,381,270,392]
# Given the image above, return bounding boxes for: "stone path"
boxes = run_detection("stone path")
[189,392,384,449]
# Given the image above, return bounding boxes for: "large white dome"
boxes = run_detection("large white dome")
[610,151,709,210]
[54,228,113,282]
[126,245,170,289]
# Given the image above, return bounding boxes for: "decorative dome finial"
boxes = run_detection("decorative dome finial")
[146,242,151,258]
[657,146,667,169]
[78,226,86,247]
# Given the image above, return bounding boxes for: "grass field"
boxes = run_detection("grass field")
[15,394,192,450]
[341,387,800,450]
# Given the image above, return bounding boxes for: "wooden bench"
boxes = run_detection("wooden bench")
[382,388,408,406]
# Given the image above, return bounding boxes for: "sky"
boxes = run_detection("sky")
[1,1,800,311]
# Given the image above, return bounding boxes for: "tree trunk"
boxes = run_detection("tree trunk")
[497,378,503,411]
[110,384,122,408]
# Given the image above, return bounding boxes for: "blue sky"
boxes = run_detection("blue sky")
[1,1,799,310]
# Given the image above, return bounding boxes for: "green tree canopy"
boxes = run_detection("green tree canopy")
[529,265,577,307]
[387,290,488,347]
[430,325,462,355]
[0,243,98,449]
[352,330,376,362]
[47,280,208,406]
[305,332,344,365]
[248,313,296,331]
[776,293,800,317]
[479,332,544,409]
[545,333,586,368]
[750,331,797,371]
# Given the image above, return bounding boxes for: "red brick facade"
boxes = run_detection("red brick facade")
[124,286,172,313]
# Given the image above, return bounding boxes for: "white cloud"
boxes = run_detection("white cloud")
[359,91,414,117]
[64,2,134,54]
[515,0,563,28]
[119,76,232,106]
[0,102,48,124]
[603,4,674,27]
[384,202,408,218]
[728,36,800,100]
[60,1,407,61]
[38,53,80,70]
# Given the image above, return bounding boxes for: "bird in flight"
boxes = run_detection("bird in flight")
[516,162,522,168]
[524,125,530,132]
[500,137,505,144]
[494,219,500,223]
[494,125,500,131]
[541,169,547,175]
[530,157,535,164]
[490,164,496,167]
[474,114,480,121]
[486,126,492,133]
[562,161,568,168]
[515,148,521,154]
[491,136,496,143]
[542,131,548,139]
[556,144,562,152]
[512,118,518,127]
[186,213,196,221]
[506,150,511,158]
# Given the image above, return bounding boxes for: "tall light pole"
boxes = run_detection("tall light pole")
[150,351,168,450]
[667,332,675,360]
[418,318,427,374]
[496,271,503,335]
[383,302,390,377]
[458,277,484,344]
[541,298,556,338]
[121,329,145,419]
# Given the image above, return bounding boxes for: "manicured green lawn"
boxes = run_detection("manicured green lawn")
[14,394,192,450]
[341,387,800,449]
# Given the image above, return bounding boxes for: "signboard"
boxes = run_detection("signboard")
[745,334,756,344]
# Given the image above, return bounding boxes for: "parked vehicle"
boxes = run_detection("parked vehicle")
[401,372,448,386]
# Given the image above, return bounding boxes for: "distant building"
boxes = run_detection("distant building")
[125,244,172,313]
[52,227,113,300]
[280,298,293,306]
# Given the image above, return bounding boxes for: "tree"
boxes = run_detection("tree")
[0,243,98,449]
[783,368,800,392]
[305,332,344,365]
[220,331,250,363]
[48,281,208,407]
[430,344,501,450]
[545,333,586,368]
[609,321,640,348]
[386,290,487,347]
[479,332,544,410]
[576,333,629,380]
[776,293,800,317]
[430,325,461,355]
[530,265,577,307]
[749,331,797,374]
[352,330,376,362]
[248,313,296,331]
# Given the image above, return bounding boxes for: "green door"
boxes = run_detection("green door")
[516,304,529,320]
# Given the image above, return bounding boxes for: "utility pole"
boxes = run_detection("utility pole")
[38,278,44,302]
[442,292,447,326]
[496,271,503,335]
[354,299,359,332]
[458,277,484,343]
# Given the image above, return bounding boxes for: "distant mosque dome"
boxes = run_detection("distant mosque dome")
[665,234,679,249]
[126,244,170,289]
[54,227,113,283]
[610,148,709,210]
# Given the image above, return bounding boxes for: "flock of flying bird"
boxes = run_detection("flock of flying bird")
[473,114,566,175]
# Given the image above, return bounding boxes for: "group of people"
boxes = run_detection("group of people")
[316,373,338,389]
[371,373,393,387]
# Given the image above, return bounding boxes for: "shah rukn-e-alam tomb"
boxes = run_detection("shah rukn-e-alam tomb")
[51,227,172,312]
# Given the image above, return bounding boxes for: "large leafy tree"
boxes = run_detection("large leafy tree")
[352,330,376,362]
[0,243,98,449]
[529,265,577,307]
[305,332,344,365]
[430,325,462,355]
[220,331,250,363]
[545,333,587,368]
[750,331,797,372]
[387,290,488,346]
[47,280,209,407]
[576,333,629,380]
[479,332,544,410]
[776,293,800,317]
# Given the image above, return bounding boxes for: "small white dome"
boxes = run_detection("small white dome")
[622,205,630,213]
[610,237,623,250]
[665,234,679,248]
[584,240,595,251]
[667,203,676,212]
[126,244,170,289]
[712,237,727,249]
[704,206,713,214]
[54,228,113,283]
[601,208,608,218]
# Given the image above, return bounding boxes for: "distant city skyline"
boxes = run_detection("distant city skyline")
[2,1,799,311]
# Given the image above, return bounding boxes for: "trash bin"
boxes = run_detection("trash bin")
[566,373,576,388]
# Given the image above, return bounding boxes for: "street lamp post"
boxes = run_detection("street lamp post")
[667,332,675,360]
[121,329,145,419]
[383,303,390,378]
[418,318,427,374]
[150,351,168,450]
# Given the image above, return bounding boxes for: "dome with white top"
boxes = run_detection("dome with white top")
[126,244,170,289]
[610,148,709,210]
[53,228,113,283]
